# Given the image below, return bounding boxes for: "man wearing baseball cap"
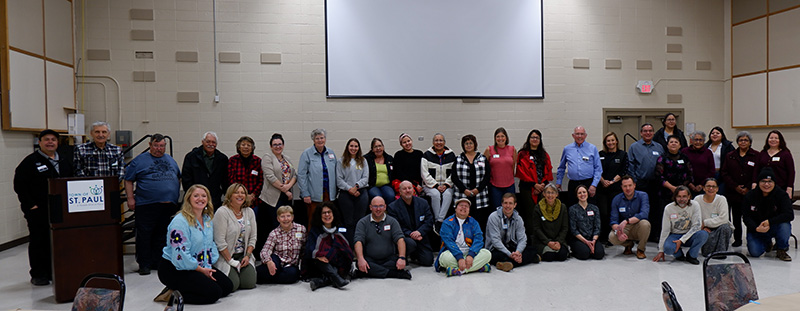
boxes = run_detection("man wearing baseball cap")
[434,198,492,276]
[742,167,794,261]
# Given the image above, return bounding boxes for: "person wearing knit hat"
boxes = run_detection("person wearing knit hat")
[742,167,794,261]
[392,133,425,195]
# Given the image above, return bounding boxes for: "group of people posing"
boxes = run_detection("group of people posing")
[13,114,795,304]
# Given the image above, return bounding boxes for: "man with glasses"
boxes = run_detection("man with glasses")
[353,196,412,279]
[74,121,124,177]
[742,167,794,261]
[124,134,182,274]
[556,126,603,206]
[182,131,228,210]
[627,123,665,242]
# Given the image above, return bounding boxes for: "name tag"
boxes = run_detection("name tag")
[541,216,546,221]
[747,161,755,167]
[772,157,780,162]
[389,165,393,170]
[600,157,605,160]
[493,154,500,158]
[384,224,391,231]
[111,162,119,167]
[530,156,534,160]
[711,213,719,218]
[750,206,756,211]
[670,214,678,219]
[295,232,303,239]
[587,210,595,216]
[419,215,425,221]
[251,170,258,176]
[652,151,660,156]
[619,207,626,213]
[582,156,589,161]
[502,223,509,229]
[37,165,48,172]
[477,161,485,167]
[614,158,621,163]
[677,160,684,164]
[328,153,335,159]
[338,227,347,233]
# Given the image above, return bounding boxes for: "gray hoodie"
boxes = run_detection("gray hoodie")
[485,206,528,256]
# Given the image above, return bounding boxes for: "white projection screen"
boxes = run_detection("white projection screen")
[325,0,544,98]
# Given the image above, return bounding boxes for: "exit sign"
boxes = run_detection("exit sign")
[637,80,654,94]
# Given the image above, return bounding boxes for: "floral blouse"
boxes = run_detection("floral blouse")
[162,213,219,270]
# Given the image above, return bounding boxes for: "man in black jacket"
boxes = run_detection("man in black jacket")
[743,167,794,261]
[14,129,73,285]
[182,131,228,209]
[387,180,435,266]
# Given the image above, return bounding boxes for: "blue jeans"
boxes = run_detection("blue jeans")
[663,230,709,259]
[489,184,515,210]
[368,185,395,204]
[747,222,792,257]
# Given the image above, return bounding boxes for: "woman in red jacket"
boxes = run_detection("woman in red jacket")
[516,129,553,234]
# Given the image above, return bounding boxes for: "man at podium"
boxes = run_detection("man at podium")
[14,129,74,286]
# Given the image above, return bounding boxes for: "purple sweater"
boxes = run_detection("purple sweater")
[681,146,715,186]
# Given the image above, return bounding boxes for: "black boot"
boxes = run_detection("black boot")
[309,277,330,291]
[316,261,349,289]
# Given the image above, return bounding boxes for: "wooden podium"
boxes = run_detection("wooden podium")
[48,176,123,303]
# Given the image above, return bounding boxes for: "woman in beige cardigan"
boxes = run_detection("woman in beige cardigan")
[213,183,258,291]
[256,133,297,260]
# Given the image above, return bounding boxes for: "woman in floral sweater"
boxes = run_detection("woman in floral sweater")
[158,185,233,304]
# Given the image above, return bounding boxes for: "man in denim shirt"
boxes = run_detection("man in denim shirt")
[609,175,651,259]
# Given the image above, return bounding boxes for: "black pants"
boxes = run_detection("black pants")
[24,208,51,279]
[728,195,744,243]
[254,193,287,261]
[135,203,177,269]
[596,188,620,243]
[157,258,232,304]
[404,236,434,266]
[568,239,605,260]
[489,247,540,266]
[531,242,569,262]
[337,191,368,245]
[472,207,493,233]
[256,254,300,284]
[640,179,663,243]
[364,255,402,278]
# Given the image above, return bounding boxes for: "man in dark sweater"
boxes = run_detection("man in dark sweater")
[743,167,794,261]
[354,196,412,279]
[182,131,228,210]
[387,181,435,266]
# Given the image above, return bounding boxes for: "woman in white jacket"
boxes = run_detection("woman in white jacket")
[421,133,457,230]
[213,183,258,291]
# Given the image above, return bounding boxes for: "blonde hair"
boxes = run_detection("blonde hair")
[222,183,252,208]
[276,205,294,216]
[180,185,215,225]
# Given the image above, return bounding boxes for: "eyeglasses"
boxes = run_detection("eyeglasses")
[759,179,774,184]
[704,185,718,188]
[321,210,333,215]
[271,143,283,147]
[530,136,540,140]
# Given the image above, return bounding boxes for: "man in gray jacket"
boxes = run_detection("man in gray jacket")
[485,193,540,272]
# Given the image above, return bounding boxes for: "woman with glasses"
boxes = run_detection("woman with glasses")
[720,131,758,247]
[682,131,715,195]
[695,178,732,256]
[654,112,688,150]
[257,133,296,260]
[753,130,794,197]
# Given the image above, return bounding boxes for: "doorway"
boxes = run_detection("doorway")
[602,108,685,151]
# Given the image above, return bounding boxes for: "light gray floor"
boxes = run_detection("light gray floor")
[2,212,800,311]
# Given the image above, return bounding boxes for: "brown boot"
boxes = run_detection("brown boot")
[636,249,647,260]
[623,245,633,255]
[496,262,514,272]
[776,249,792,262]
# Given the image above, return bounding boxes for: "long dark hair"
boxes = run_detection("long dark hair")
[661,112,679,129]
[341,138,364,169]
[521,129,546,159]
[762,130,789,152]
[706,126,728,146]
[311,201,342,228]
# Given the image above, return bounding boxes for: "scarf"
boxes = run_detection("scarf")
[538,198,562,222]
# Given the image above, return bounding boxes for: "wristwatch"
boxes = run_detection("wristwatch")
[398,256,406,261]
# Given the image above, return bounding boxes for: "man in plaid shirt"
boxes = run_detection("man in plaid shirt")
[73,121,124,178]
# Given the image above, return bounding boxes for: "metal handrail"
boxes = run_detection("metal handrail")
[623,133,638,151]
[122,134,174,167]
